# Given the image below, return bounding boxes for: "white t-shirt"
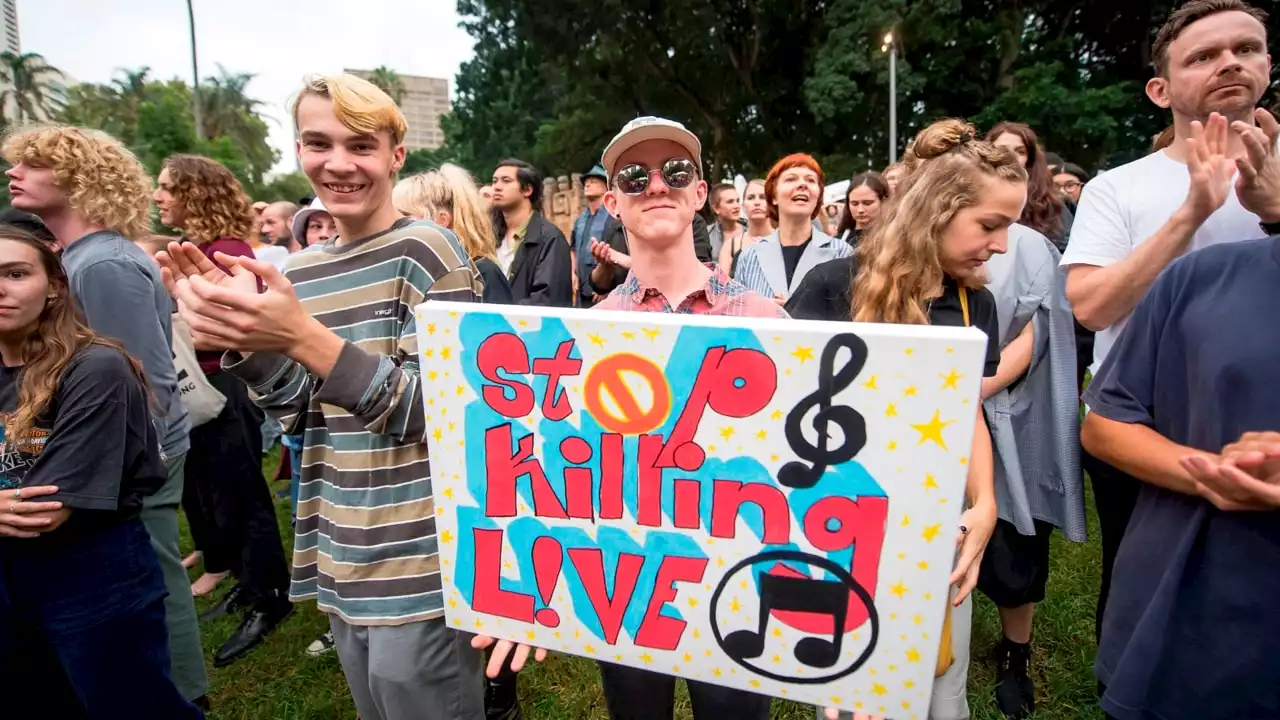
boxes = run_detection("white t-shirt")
[1060,149,1262,375]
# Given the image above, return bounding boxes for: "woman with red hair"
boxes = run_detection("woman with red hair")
[732,154,852,303]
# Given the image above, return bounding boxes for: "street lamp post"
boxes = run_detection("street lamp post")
[881,31,897,165]
[186,0,203,140]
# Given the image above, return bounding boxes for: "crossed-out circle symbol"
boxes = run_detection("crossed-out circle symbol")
[583,352,672,435]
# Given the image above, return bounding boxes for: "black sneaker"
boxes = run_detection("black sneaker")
[994,637,1035,719]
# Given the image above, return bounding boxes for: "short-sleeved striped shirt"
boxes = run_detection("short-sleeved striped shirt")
[225,218,481,626]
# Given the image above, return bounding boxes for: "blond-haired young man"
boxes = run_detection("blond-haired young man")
[4,125,209,707]
[158,74,487,719]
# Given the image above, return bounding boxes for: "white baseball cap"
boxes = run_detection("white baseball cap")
[601,116,703,179]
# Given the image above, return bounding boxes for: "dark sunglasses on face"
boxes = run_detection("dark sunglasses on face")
[612,157,698,196]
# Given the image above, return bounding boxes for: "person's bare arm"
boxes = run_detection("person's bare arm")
[981,322,1033,400]
[1066,209,1202,331]
[1068,116,1235,331]
[1080,413,1213,496]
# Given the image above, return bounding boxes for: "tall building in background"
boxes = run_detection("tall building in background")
[346,69,451,152]
[2,0,20,54]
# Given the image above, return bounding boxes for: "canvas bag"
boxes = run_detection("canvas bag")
[170,312,226,426]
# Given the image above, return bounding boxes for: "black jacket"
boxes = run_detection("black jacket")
[475,257,513,305]
[588,214,713,296]
[508,214,573,307]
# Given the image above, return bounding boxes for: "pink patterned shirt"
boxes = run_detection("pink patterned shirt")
[594,265,788,318]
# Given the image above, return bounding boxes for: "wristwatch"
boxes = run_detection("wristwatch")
[1261,220,1280,236]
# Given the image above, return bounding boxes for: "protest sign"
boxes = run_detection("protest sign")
[416,301,986,715]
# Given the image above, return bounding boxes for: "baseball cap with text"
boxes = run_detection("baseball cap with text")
[601,116,703,179]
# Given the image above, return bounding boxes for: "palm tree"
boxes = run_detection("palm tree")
[368,66,406,105]
[0,52,65,125]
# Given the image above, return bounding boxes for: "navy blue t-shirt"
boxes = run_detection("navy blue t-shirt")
[1084,236,1280,720]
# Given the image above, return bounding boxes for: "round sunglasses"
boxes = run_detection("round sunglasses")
[612,157,698,196]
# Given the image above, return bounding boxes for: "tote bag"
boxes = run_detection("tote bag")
[171,312,226,427]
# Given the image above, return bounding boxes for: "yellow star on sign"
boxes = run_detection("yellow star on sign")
[442,487,454,500]
[887,440,898,451]
[442,347,452,360]
[863,374,878,390]
[791,346,815,363]
[622,331,635,340]
[755,429,767,440]
[910,410,954,450]
[890,581,908,599]
[940,369,963,390]
[525,630,536,640]
[456,385,466,395]
[642,328,660,341]
[427,323,437,335]
[719,426,735,440]
[585,644,596,654]
[640,653,653,664]
[872,683,887,696]
[713,668,723,677]
[903,385,918,397]
[923,473,939,490]
[885,403,898,418]
[424,348,435,358]
[921,523,942,543]
[449,598,457,608]
[906,647,921,663]
[433,428,443,442]
[730,596,741,612]
[901,514,910,527]
[748,680,761,688]
[588,332,605,347]
[770,409,783,420]
[440,529,454,544]
[427,370,438,380]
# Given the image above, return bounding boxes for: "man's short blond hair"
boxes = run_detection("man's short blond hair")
[2,125,153,240]
[292,74,408,146]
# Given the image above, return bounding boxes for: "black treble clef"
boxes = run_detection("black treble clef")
[777,333,868,489]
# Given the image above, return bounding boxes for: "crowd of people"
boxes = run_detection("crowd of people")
[0,1,1275,719]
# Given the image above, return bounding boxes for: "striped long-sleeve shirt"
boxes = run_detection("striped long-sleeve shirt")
[224,218,481,626]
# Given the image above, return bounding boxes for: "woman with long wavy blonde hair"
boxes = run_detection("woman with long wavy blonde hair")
[0,226,204,718]
[789,118,1027,720]
[394,164,513,304]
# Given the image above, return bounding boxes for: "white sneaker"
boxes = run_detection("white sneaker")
[306,630,335,657]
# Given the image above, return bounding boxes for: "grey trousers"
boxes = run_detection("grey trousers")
[818,591,972,720]
[329,614,486,720]
[142,451,209,701]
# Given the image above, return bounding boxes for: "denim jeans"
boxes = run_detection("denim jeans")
[0,519,204,719]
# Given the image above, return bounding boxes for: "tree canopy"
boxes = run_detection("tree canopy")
[436,0,1280,181]
[56,66,303,201]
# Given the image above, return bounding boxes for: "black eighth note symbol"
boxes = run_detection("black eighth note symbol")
[709,550,880,685]
[778,333,869,489]
[722,573,848,668]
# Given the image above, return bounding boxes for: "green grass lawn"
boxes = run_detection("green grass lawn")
[190,450,1104,720]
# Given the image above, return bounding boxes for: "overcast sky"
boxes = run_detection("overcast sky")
[21,0,475,175]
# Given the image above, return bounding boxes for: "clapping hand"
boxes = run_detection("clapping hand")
[156,241,312,354]
[1181,431,1280,511]
[1231,108,1280,222]
[1184,113,1236,222]
[589,239,631,270]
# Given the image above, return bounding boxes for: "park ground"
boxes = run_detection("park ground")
[189,452,1106,720]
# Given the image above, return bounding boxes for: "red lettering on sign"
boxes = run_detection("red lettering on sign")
[709,479,791,544]
[567,547,644,645]
[634,555,709,651]
[483,424,566,519]
[533,340,581,421]
[471,527,534,622]
[476,334,535,418]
